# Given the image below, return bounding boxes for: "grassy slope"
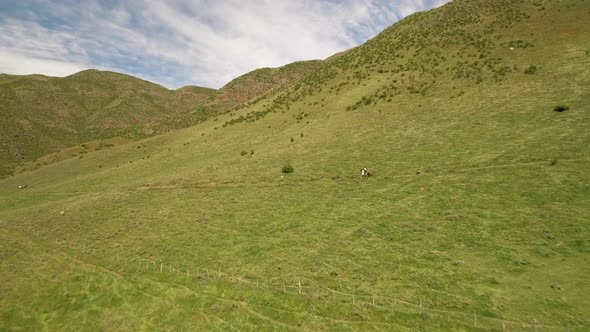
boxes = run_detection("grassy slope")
[219,60,324,104]
[0,70,218,176]
[0,61,322,179]
[1,0,590,330]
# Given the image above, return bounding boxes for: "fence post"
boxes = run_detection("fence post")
[420,298,423,315]
[160,263,163,272]
[298,279,302,294]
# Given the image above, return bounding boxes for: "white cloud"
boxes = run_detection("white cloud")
[0,50,86,77]
[0,0,450,89]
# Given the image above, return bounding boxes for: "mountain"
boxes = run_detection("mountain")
[0,70,219,175]
[1,0,589,330]
[245,0,589,117]
[0,61,324,177]
[218,60,323,105]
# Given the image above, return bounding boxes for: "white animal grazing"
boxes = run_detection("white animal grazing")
[18,185,28,189]
[360,167,373,179]
[361,167,370,178]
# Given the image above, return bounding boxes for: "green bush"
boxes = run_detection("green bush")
[281,164,294,174]
[524,65,538,74]
[553,105,569,112]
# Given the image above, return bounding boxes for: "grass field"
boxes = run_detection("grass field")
[1,0,589,330]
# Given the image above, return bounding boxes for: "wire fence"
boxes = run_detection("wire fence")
[18,230,585,331]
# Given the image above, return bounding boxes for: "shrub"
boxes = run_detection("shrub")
[240,150,248,156]
[553,105,569,112]
[524,65,538,74]
[281,164,294,174]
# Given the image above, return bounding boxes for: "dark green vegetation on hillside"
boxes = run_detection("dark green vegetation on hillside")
[1,0,589,330]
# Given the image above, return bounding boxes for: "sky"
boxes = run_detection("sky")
[0,0,449,89]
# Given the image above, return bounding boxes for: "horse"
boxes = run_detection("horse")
[360,168,373,179]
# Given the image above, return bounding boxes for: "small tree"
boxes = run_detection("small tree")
[524,65,538,74]
[282,164,294,174]
[553,105,569,112]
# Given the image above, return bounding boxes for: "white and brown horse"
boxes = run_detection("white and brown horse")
[360,168,373,179]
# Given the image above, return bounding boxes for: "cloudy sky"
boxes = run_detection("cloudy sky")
[0,0,449,89]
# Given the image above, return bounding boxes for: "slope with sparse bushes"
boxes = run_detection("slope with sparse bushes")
[218,60,323,105]
[0,61,326,178]
[1,0,589,330]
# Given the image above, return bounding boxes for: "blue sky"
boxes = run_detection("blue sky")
[0,0,449,89]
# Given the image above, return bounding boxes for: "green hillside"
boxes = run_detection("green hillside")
[1,0,589,330]
[219,60,324,104]
[0,70,220,176]
[0,62,322,178]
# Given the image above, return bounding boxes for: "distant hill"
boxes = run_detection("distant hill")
[0,70,216,174]
[218,60,323,105]
[0,61,325,177]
